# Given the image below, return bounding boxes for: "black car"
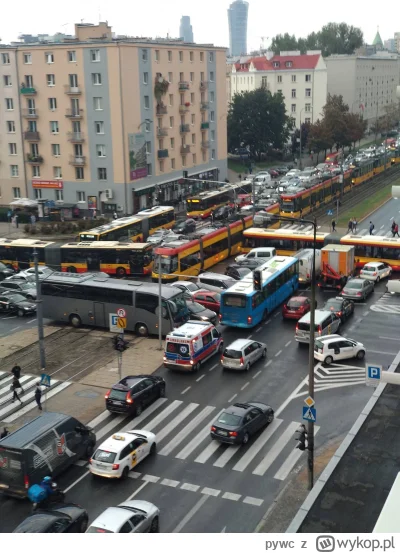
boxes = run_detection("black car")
[225,264,252,280]
[173,218,196,234]
[13,503,89,533]
[211,402,274,445]
[0,281,36,299]
[0,262,15,281]
[0,292,36,317]
[105,375,166,416]
[235,257,265,270]
[322,297,355,322]
[186,300,217,325]
[213,206,233,220]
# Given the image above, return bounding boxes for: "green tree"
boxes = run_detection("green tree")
[345,113,367,148]
[307,119,334,162]
[228,88,294,161]
[269,33,298,53]
[322,94,350,149]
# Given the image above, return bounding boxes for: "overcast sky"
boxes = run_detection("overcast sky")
[0,0,392,50]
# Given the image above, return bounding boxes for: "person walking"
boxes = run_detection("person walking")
[15,214,19,228]
[352,218,357,234]
[113,211,118,220]
[369,221,374,235]
[394,223,400,238]
[331,219,336,232]
[11,365,21,379]
[391,221,396,236]
[348,219,353,234]
[35,383,42,411]
[11,376,23,404]
[0,428,9,439]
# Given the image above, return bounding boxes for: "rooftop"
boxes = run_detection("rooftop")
[232,51,322,72]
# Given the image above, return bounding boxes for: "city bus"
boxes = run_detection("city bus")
[219,256,299,328]
[0,238,56,271]
[60,242,154,276]
[41,272,189,336]
[78,206,175,242]
[186,182,252,219]
[328,233,400,272]
[241,228,329,255]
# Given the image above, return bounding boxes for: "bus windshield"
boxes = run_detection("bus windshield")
[154,254,178,275]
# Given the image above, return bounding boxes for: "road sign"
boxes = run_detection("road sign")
[304,396,315,408]
[40,373,51,387]
[327,210,333,216]
[117,308,126,318]
[366,364,382,387]
[117,317,127,329]
[109,314,119,333]
[302,406,316,422]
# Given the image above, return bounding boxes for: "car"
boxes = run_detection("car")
[221,339,267,371]
[235,247,276,264]
[213,205,233,220]
[0,262,15,281]
[359,262,392,282]
[13,503,89,533]
[197,272,236,290]
[0,292,36,317]
[5,273,36,284]
[340,277,374,301]
[225,264,252,280]
[387,279,400,294]
[173,218,196,234]
[192,290,221,313]
[169,281,207,298]
[235,257,266,270]
[268,169,280,178]
[286,169,301,177]
[314,334,366,365]
[17,266,53,280]
[146,229,172,245]
[210,401,274,445]
[282,296,311,320]
[86,500,160,533]
[321,297,354,322]
[90,430,156,479]
[275,166,289,175]
[0,280,36,299]
[186,300,217,325]
[105,375,166,415]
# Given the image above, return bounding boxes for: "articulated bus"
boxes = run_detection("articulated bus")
[242,228,330,255]
[186,182,252,219]
[78,206,175,242]
[41,272,189,336]
[328,233,400,271]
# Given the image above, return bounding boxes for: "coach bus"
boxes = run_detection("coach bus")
[186,182,252,219]
[219,256,299,328]
[41,272,189,337]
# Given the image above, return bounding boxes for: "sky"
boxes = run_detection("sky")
[0,0,394,50]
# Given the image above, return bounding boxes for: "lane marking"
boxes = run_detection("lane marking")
[213,445,240,468]
[160,478,180,488]
[274,312,280,318]
[380,225,385,229]
[142,400,183,431]
[264,320,271,325]
[243,496,264,507]
[248,334,253,339]
[240,382,249,391]
[285,341,292,347]
[253,422,300,476]
[26,319,36,324]
[196,374,205,382]
[255,327,262,333]
[142,474,160,483]
[253,370,262,379]
[128,471,141,479]
[172,495,209,533]
[117,398,168,434]
[265,360,272,367]
[127,481,149,501]
[378,336,399,341]
[228,393,238,402]
[209,364,218,372]
[181,386,191,395]
[201,487,221,497]
[175,409,224,460]
[194,439,221,464]
[232,418,283,472]
[222,492,241,501]
[275,350,282,357]
[181,483,200,492]
[63,470,89,493]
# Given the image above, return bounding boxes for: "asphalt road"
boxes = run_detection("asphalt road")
[0,312,52,339]
[354,198,400,234]
[1,271,397,533]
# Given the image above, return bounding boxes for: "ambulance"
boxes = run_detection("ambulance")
[164,320,223,372]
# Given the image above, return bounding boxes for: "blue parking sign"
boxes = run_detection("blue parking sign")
[366,364,382,387]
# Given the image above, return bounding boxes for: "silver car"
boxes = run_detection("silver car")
[221,339,267,371]
[341,277,374,301]
[86,500,160,533]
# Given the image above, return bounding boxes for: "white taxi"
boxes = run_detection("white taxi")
[89,430,156,479]
[360,262,392,282]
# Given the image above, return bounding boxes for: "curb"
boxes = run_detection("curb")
[358,195,393,224]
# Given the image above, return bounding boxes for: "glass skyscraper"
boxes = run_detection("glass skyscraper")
[179,16,194,43]
[228,0,249,56]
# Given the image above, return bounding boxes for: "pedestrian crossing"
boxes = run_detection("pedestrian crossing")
[0,371,71,423]
[370,291,400,314]
[78,398,319,481]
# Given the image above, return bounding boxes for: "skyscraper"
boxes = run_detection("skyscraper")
[179,16,194,42]
[228,0,249,56]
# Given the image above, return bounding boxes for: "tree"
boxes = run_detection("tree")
[307,119,334,162]
[322,94,350,150]
[270,33,298,54]
[228,88,294,161]
[345,113,367,148]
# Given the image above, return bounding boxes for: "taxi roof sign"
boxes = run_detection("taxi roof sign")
[112,434,126,441]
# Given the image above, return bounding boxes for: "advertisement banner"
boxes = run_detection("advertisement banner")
[129,133,148,181]
[32,180,63,189]
[88,196,97,209]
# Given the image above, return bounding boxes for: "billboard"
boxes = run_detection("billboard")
[129,133,148,181]
[32,180,63,189]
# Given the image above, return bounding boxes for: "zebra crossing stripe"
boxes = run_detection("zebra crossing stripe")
[175,409,224,460]
[194,439,221,464]
[4,382,72,423]
[156,403,199,443]
[232,417,283,472]
[253,422,300,476]
[143,400,183,432]
[274,426,320,481]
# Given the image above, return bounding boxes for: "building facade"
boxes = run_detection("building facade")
[0,22,227,214]
[179,16,194,43]
[325,53,400,128]
[230,51,327,128]
[228,0,249,57]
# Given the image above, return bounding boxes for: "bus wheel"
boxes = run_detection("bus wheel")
[135,323,148,337]
[67,266,77,273]
[116,267,126,277]
[69,314,82,328]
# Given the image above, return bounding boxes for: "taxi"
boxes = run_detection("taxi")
[89,430,156,479]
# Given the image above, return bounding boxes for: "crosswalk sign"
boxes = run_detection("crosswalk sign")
[40,373,51,387]
[327,209,333,216]
[302,406,316,422]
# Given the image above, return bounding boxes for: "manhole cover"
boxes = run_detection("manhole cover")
[75,390,100,399]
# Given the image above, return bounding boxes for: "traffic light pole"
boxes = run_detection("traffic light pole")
[33,249,46,372]
[307,219,317,490]
[118,331,123,380]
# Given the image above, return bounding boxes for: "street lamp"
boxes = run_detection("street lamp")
[299,107,313,170]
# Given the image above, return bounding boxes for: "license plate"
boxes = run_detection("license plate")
[111,401,123,405]
[218,430,228,436]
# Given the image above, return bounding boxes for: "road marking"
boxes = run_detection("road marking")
[26,318,36,324]
[74,459,87,467]
[390,216,394,220]
[2,316,16,319]
[142,474,160,483]
[274,312,280,318]
[264,319,271,325]
[274,426,320,481]
[243,496,264,507]
[253,370,262,379]
[63,470,89,493]
[161,478,180,488]
[228,393,237,402]
[201,487,221,497]
[252,422,300,476]
[275,350,282,357]
[256,327,262,333]
[285,341,292,347]
[248,335,253,339]
[368,349,396,356]
[241,382,249,391]
[181,386,191,395]
[232,418,283,472]
[181,483,200,492]
[265,360,272,367]
[175,409,224,460]
[380,225,385,229]
[213,445,240,468]
[142,400,183,431]
[10,326,21,332]
[194,438,221,464]
[127,481,149,500]
[378,336,399,341]
[196,374,205,382]
[222,492,241,501]
[209,364,218,372]
[118,398,168,434]
[172,495,209,533]
[86,409,110,429]
[156,403,199,442]
[128,471,141,479]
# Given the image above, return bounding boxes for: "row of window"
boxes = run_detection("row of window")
[8,163,90,181]
[1,49,102,65]
[159,149,214,172]
[7,141,106,159]
[3,73,103,88]
[145,72,215,86]
[146,49,214,64]
[235,74,312,85]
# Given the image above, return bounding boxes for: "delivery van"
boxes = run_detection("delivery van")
[0,412,96,497]
[294,249,322,284]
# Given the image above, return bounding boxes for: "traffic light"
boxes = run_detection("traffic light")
[253,269,262,291]
[111,334,129,352]
[295,424,308,451]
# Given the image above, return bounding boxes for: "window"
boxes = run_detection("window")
[143,72,149,85]
[93,97,103,110]
[142,49,148,61]
[3,75,11,86]
[291,89,296,98]
[210,91,215,102]
[305,103,311,112]
[285,61,292,68]
[167,116,172,128]
[1,53,10,64]
[169,93,173,106]
[144,95,150,109]
[95,121,104,134]
[48,97,57,111]
[305,117,311,124]
[158,138,164,150]
[202,150,206,162]
[277,75,282,83]
[30,143,39,156]
[292,75,296,82]
[96,144,106,157]
[147,163,152,176]
[179,51,183,62]
[77,191,86,201]
[200,52,204,62]
[51,144,60,156]
[291,104,296,113]
[91,49,100,62]
[170,137,175,149]
[190,92,194,104]
[181,156,186,167]
[193,153,196,164]
[68,50,76,62]
[23,53,32,64]
[210,110,215,122]
[98,168,107,180]
[201,71,205,81]
[47,74,55,86]
[155,50,160,62]
[190,72,194,83]
[159,160,164,172]
[191,113,195,125]
[32,166,40,178]
[145,120,151,132]
[10,166,19,178]
[12,186,21,197]
[191,133,196,144]
[55,189,63,201]
[179,72,184,83]
[53,167,62,179]
[211,130,215,141]
[7,121,15,133]
[277,89,282,94]
[273,61,280,68]
[50,121,59,134]
[76,168,85,180]
[45,52,54,63]
[209,52,214,62]
[165,72,172,84]
[168,50,172,62]
[171,158,175,169]
[189,51,194,62]
[210,71,214,82]
[8,143,17,155]
[305,74,311,82]
[92,73,102,85]
[305,88,311,97]
[23,75,33,89]
[74,144,83,157]
[5,98,13,110]
[211,149,215,160]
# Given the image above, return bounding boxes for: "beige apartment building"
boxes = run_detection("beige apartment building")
[0,22,228,214]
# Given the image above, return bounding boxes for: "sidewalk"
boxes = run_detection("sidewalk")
[0,325,61,360]
[0,222,76,241]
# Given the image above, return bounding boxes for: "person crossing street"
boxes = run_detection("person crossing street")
[35,383,42,411]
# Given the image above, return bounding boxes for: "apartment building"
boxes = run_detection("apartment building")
[0,22,227,214]
[229,51,327,128]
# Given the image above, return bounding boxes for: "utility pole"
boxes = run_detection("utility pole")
[33,249,46,371]
[307,217,317,490]
[252,177,256,216]
[158,254,163,350]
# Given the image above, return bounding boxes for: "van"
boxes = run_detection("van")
[235,247,276,264]
[164,320,223,372]
[295,309,341,344]
[294,249,322,284]
[0,412,96,497]
[197,272,236,290]
[387,280,400,294]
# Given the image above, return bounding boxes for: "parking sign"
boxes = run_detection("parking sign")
[366,364,382,387]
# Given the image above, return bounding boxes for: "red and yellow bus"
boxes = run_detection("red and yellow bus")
[0,238,55,271]
[337,233,400,271]
[186,182,252,219]
[242,228,330,256]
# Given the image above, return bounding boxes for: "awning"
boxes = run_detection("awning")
[9,198,38,208]
[133,187,155,196]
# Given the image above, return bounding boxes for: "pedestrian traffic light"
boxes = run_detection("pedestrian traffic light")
[111,335,129,352]
[253,269,262,291]
[295,424,308,451]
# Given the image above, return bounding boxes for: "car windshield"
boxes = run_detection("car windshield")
[346,281,362,289]
[324,300,341,310]
[362,267,374,272]
[9,294,28,303]
[223,348,242,359]
[218,412,242,426]
[86,527,113,534]
[185,283,198,292]
[18,282,33,290]
[187,302,205,313]
[109,389,127,401]
[93,449,117,463]
[0,262,8,270]
[288,299,305,307]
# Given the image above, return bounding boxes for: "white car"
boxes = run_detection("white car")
[17,266,53,280]
[86,500,160,533]
[286,169,301,177]
[89,430,156,479]
[314,334,366,365]
[359,262,392,283]
[146,229,172,245]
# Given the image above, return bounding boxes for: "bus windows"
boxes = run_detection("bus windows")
[155,254,178,274]
[251,292,263,309]
[203,238,228,259]
[267,280,276,295]
[223,294,246,308]
[180,252,200,271]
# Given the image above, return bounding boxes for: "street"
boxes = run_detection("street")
[353,198,400,234]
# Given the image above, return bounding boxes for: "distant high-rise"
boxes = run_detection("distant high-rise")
[179,16,194,42]
[228,0,249,56]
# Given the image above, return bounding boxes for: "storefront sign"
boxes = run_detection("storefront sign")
[88,196,97,209]
[129,133,148,181]
[32,180,63,189]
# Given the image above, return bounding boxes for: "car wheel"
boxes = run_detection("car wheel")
[245,362,251,372]
[26,295,34,301]
[17,309,24,317]
[121,467,129,480]
[116,267,126,277]
[67,266,77,273]
[376,276,380,283]
[135,403,143,416]
[79,517,88,533]
[150,516,159,533]
[267,413,274,423]
[356,350,366,360]
[150,442,157,455]
[135,323,148,337]
[69,314,82,328]
[242,432,250,445]
[158,385,166,398]
[262,348,267,358]
[324,356,333,365]
[193,362,200,372]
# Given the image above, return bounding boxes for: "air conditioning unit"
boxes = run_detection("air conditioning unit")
[105,188,113,199]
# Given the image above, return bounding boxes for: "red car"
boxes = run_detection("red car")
[282,296,312,320]
[192,290,221,313]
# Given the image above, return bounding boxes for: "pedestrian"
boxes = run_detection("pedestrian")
[352,218,357,234]
[210,210,215,224]
[30,214,36,227]
[331,219,336,232]
[113,211,118,220]
[11,376,23,404]
[0,427,9,439]
[11,365,21,379]
[348,219,353,234]
[395,223,400,238]
[238,174,242,182]
[35,383,42,411]
[369,221,374,235]
[14,214,19,228]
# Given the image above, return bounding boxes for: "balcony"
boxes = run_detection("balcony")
[22,109,38,119]
[64,84,82,95]
[201,140,210,149]
[156,104,168,115]
[200,81,209,90]
[157,127,169,137]
[179,105,190,114]
[20,86,36,95]
[26,153,43,164]
[180,145,191,154]
[65,108,84,119]
[200,102,209,110]
[178,81,190,90]
[180,124,190,133]
[69,155,86,166]
[158,149,169,159]
[201,122,210,130]
[24,131,40,141]
[67,131,85,143]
